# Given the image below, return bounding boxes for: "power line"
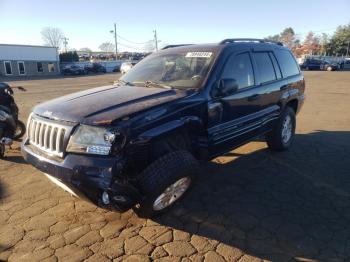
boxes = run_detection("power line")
[117,41,148,51]
[116,34,150,45]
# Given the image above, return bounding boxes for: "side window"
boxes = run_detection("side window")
[4,61,12,75]
[274,49,300,77]
[269,53,282,79]
[18,61,26,75]
[48,63,55,72]
[252,52,276,83]
[37,62,43,73]
[221,52,254,89]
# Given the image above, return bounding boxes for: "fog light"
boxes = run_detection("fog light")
[102,191,110,205]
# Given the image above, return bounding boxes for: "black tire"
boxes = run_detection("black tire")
[133,150,199,218]
[0,144,5,158]
[266,106,296,151]
[13,120,26,140]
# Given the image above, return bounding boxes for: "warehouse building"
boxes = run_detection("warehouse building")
[0,44,60,77]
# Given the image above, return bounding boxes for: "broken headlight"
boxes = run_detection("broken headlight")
[67,125,115,155]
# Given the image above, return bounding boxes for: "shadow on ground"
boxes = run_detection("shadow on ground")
[156,131,350,261]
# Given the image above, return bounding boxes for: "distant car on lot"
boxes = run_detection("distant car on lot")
[84,63,107,74]
[62,65,86,76]
[300,59,323,70]
[300,59,338,71]
[320,61,339,71]
[120,61,137,74]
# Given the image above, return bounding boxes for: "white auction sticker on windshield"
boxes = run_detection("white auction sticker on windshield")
[186,52,212,58]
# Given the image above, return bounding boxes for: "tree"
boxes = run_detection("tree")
[302,31,320,55]
[41,27,64,48]
[330,24,350,56]
[280,27,296,49]
[99,42,115,53]
[264,27,299,49]
[264,34,280,42]
[319,33,329,55]
[59,51,79,62]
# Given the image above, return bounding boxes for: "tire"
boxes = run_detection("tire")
[133,150,199,218]
[327,66,332,71]
[0,144,4,158]
[305,66,309,70]
[266,106,296,151]
[13,120,26,140]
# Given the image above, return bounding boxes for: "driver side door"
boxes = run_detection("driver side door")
[207,51,264,158]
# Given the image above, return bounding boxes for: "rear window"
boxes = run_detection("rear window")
[274,49,300,77]
[252,52,276,83]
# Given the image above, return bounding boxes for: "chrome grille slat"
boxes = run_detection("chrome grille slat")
[27,116,69,157]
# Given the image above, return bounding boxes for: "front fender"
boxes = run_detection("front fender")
[135,116,203,144]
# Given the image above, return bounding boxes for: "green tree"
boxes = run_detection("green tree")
[319,33,330,55]
[264,27,299,49]
[59,51,79,62]
[330,24,350,56]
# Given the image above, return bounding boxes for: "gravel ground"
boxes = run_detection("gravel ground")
[0,71,350,262]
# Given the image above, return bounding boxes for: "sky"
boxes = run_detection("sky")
[0,0,349,52]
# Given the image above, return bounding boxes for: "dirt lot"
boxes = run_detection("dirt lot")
[1,71,350,262]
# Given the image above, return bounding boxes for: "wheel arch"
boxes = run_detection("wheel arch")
[285,99,298,114]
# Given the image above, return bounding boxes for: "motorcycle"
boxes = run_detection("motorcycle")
[0,82,26,158]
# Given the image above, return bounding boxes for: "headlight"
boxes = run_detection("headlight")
[67,125,114,155]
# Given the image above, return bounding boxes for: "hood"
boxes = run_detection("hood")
[33,85,188,125]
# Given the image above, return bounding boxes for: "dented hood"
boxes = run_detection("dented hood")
[33,85,188,125]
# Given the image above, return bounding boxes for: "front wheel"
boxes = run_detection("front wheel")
[266,107,296,151]
[133,150,199,218]
[327,66,333,71]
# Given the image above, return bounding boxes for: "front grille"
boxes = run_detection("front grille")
[27,115,71,157]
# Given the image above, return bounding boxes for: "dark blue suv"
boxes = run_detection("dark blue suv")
[22,39,305,217]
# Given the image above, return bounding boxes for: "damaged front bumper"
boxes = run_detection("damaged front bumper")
[21,143,141,212]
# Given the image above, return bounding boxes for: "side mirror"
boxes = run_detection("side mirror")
[212,78,239,98]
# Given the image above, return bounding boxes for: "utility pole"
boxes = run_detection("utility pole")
[153,30,158,52]
[62,37,69,53]
[110,23,118,60]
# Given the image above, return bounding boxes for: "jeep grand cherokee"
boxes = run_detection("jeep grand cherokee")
[22,38,305,218]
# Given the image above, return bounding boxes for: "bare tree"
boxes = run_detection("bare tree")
[41,27,64,48]
[99,42,115,53]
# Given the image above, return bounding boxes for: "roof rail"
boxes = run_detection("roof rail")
[161,44,193,50]
[219,38,283,46]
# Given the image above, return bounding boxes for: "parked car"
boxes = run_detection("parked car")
[120,61,137,74]
[84,63,107,74]
[62,65,86,75]
[300,59,323,70]
[320,61,339,71]
[22,38,305,218]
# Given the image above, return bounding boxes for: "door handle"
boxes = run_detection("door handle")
[280,85,289,91]
[247,94,261,101]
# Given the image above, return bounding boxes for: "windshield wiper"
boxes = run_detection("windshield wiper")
[144,81,173,89]
[114,79,134,86]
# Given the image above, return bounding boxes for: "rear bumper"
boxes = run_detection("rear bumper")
[21,142,141,212]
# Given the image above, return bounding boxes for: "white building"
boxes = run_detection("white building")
[0,44,60,77]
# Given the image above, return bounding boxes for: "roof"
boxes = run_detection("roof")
[0,43,58,49]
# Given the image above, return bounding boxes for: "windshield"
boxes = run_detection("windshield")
[120,51,215,89]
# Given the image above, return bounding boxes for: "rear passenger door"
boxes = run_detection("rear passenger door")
[251,51,283,133]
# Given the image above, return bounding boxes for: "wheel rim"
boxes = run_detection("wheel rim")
[281,115,293,144]
[152,177,191,211]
